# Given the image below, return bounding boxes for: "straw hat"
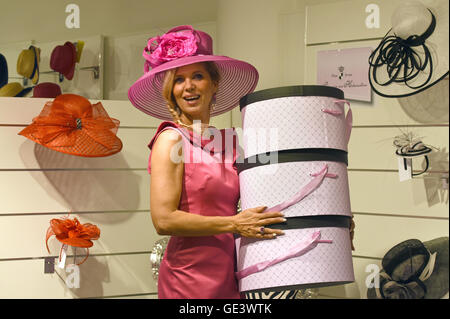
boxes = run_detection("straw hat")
[0,82,32,97]
[18,94,123,157]
[17,45,40,85]
[128,25,259,120]
[368,0,449,98]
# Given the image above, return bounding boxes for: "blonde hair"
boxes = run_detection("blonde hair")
[162,62,220,125]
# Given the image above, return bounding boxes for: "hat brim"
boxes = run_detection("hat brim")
[16,86,33,97]
[19,123,123,158]
[31,46,40,85]
[128,55,259,120]
[368,0,449,98]
[0,83,32,97]
[63,42,77,80]
[422,237,449,299]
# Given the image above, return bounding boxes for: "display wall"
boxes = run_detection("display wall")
[304,0,449,298]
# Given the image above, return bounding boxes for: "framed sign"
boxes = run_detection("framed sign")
[317,47,372,102]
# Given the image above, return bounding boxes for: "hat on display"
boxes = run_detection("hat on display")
[128,25,259,120]
[17,45,41,85]
[46,216,100,265]
[368,0,449,98]
[50,42,77,80]
[32,82,62,98]
[0,82,33,97]
[393,132,434,176]
[367,237,449,299]
[74,40,85,63]
[0,53,8,88]
[18,93,123,157]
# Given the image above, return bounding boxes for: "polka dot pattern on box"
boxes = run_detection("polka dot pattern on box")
[242,96,349,158]
[237,228,355,293]
[239,161,351,218]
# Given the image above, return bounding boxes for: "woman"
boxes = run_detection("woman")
[128,26,285,299]
[129,26,356,299]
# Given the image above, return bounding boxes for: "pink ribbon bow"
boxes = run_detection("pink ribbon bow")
[236,231,332,280]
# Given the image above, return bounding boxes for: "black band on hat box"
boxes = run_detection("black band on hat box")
[239,85,345,110]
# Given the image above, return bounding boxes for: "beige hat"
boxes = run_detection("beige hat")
[0,82,32,97]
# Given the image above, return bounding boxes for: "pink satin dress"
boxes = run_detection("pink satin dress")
[148,121,241,299]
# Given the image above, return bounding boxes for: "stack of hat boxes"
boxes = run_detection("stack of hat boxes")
[235,85,355,293]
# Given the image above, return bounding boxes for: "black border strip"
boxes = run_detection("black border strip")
[235,148,348,174]
[239,85,344,110]
[270,215,351,230]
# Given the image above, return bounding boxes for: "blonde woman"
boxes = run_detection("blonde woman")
[129,26,285,299]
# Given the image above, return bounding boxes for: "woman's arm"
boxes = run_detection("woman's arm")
[150,129,285,238]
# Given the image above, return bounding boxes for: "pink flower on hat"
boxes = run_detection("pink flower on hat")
[143,30,198,71]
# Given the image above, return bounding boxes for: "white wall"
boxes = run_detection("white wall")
[303,0,449,299]
[0,0,218,44]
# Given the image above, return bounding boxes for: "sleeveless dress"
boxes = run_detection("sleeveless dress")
[148,121,242,299]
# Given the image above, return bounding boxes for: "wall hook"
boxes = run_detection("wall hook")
[79,66,100,79]
[44,257,55,274]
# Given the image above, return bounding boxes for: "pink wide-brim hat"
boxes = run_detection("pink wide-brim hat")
[50,42,77,80]
[128,25,259,120]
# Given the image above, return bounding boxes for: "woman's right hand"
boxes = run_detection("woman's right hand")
[232,206,286,239]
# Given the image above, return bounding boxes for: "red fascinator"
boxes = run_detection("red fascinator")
[18,94,123,157]
[46,216,100,265]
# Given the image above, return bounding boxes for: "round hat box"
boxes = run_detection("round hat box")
[239,85,352,158]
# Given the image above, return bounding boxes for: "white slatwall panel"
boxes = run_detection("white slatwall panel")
[0,94,231,298]
[0,255,157,299]
[305,0,406,45]
[303,0,449,299]
[0,212,156,258]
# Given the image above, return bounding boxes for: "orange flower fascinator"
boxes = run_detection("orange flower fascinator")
[18,94,123,157]
[46,216,100,265]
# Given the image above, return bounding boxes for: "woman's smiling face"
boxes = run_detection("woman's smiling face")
[172,63,217,120]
